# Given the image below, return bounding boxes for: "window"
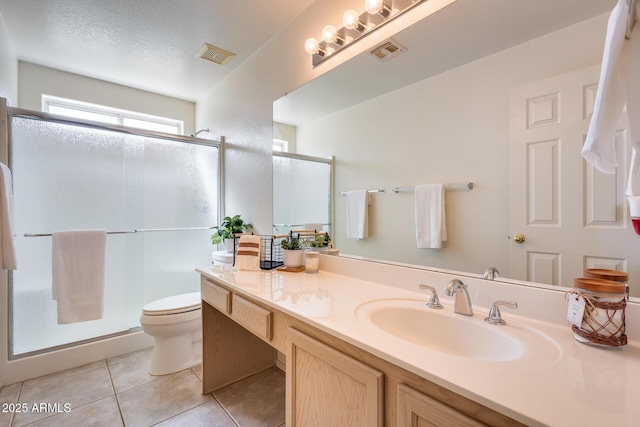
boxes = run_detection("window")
[273,138,289,152]
[42,95,184,135]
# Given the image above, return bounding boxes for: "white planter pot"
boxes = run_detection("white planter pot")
[224,238,235,253]
[283,250,304,268]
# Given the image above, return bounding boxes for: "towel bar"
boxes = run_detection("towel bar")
[339,189,385,196]
[24,226,212,237]
[392,182,473,193]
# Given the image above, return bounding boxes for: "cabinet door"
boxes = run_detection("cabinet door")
[286,328,384,427]
[397,383,486,427]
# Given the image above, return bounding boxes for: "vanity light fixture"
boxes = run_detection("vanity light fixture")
[305,0,431,67]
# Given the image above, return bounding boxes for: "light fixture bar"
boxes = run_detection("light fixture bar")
[307,0,429,67]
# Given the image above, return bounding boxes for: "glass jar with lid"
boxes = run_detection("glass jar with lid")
[571,278,627,350]
[584,268,629,300]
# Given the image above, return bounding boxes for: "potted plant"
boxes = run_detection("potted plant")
[280,235,306,268]
[310,233,331,253]
[211,215,252,253]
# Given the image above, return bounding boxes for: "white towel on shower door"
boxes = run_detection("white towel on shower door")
[52,230,107,324]
[415,184,447,249]
[0,163,17,270]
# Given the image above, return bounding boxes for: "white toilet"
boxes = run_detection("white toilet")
[139,292,202,376]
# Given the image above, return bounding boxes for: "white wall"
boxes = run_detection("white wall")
[0,14,17,106]
[18,62,195,135]
[295,15,609,275]
[273,122,297,152]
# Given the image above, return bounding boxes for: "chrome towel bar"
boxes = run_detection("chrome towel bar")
[392,182,473,193]
[24,226,212,238]
[339,189,385,196]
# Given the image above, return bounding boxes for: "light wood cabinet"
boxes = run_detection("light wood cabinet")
[286,327,384,427]
[397,383,486,426]
[200,273,524,426]
[201,277,231,313]
[231,294,272,341]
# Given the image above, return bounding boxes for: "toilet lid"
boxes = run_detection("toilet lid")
[142,292,201,316]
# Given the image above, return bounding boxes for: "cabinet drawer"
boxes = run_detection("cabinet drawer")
[201,278,231,314]
[231,294,272,341]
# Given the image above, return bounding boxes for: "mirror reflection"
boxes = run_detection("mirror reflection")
[273,0,640,298]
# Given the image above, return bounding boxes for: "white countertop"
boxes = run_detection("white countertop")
[197,255,640,427]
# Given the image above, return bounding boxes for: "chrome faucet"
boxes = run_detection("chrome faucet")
[418,284,443,309]
[444,279,473,316]
[483,266,500,280]
[484,300,518,325]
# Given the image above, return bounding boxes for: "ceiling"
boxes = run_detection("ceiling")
[0,0,617,111]
[0,0,315,101]
[274,0,616,126]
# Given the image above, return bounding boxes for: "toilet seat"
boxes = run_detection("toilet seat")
[142,292,201,316]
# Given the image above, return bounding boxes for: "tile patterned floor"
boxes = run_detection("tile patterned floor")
[0,347,285,427]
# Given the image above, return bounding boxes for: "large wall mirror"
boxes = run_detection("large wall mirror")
[273,0,640,298]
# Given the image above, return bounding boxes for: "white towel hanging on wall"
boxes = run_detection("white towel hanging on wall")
[414,184,447,249]
[582,0,640,196]
[346,190,369,239]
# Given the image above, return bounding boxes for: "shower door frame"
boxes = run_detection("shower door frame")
[272,151,335,236]
[0,97,224,385]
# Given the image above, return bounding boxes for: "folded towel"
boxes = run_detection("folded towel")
[415,184,447,249]
[0,163,16,270]
[235,234,261,271]
[52,230,107,324]
[346,190,369,239]
[583,0,640,197]
[304,223,323,233]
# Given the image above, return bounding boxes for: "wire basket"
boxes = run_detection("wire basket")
[260,235,284,270]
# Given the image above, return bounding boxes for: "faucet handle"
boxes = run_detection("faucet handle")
[484,300,518,325]
[418,284,443,309]
[483,266,500,280]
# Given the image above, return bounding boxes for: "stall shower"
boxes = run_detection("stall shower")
[5,110,219,359]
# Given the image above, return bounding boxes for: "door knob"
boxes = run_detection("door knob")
[513,234,525,244]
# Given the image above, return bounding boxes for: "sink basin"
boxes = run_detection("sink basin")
[356,299,559,362]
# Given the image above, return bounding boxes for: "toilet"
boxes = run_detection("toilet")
[139,292,202,376]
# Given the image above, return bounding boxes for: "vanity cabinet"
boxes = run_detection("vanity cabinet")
[286,327,384,426]
[397,383,486,426]
[200,277,275,393]
[200,274,524,426]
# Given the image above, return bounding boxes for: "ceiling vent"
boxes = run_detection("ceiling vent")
[196,43,236,66]
[370,39,406,62]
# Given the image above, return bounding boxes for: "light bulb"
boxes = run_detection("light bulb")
[365,0,383,14]
[304,38,326,56]
[343,9,365,32]
[322,25,338,43]
[304,38,320,55]
[365,0,390,17]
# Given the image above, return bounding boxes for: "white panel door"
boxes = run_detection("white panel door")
[508,65,637,291]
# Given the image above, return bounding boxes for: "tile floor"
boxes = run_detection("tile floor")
[0,347,286,427]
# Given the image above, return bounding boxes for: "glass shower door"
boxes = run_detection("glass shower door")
[10,117,218,357]
[273,153,332,236]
